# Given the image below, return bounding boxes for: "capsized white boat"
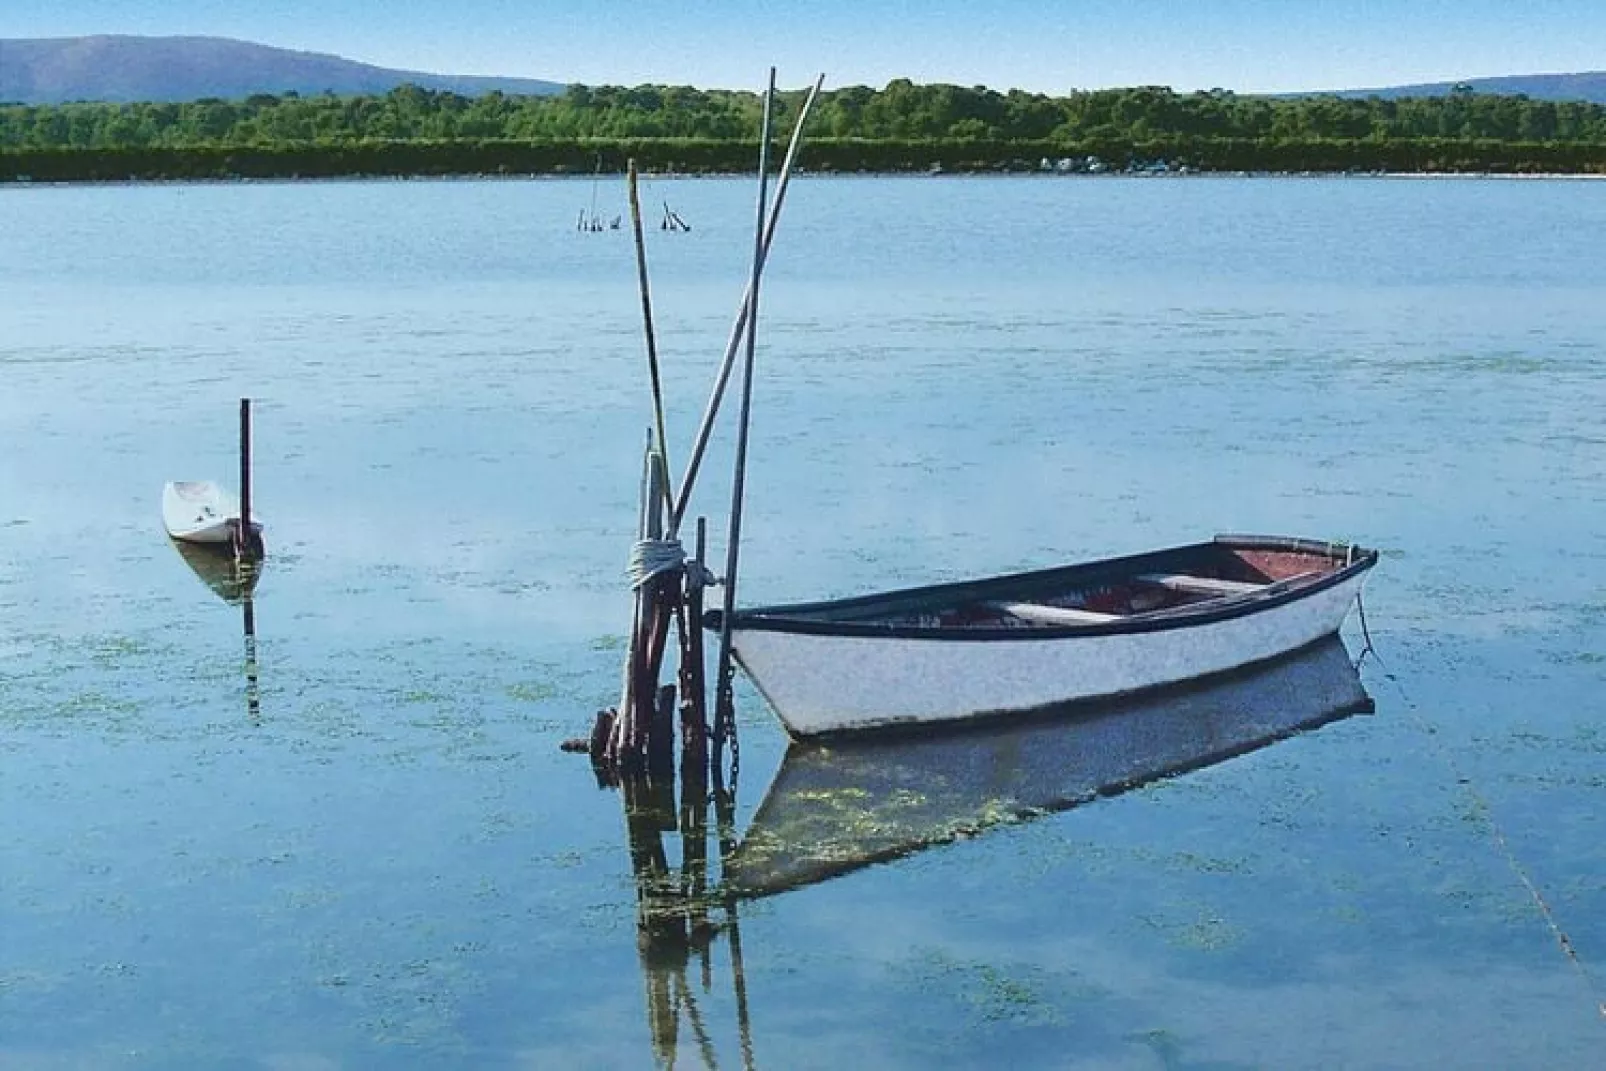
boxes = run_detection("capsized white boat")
[723,634,1374,898]
[161,480,261,545]
[705,534,1377,739]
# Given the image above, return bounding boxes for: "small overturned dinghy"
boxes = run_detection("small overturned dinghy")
[162,480,262,546]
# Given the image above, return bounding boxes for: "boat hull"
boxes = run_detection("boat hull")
[162,480,262,544]
[720,536,1375,738]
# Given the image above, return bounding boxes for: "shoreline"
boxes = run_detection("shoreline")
[4,168,1606,189]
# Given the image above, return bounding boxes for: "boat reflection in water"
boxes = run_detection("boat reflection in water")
[171,540,262,719]
[620,637,1374,1065]
[725,635,1373,897]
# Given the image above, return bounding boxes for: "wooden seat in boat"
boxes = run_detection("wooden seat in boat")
[1137,573,1266,596]
[988,600,1122,626]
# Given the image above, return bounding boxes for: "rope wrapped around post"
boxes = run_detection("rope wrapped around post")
[629,537,688,591]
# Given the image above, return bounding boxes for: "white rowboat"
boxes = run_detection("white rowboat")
[161,480,261,545]
[705,534,1376,739]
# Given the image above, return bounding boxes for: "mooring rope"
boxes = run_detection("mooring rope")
[1363,628,1606,1024]
[628,538,687,590]
[1353,589,1379,670]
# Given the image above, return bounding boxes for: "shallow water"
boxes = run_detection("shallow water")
[1,174,1603,1067]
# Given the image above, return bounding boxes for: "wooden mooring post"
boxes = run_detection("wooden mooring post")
[586,503,713,790]
[576,71,822,804]
[594,441,704,786]
[678,516,710,787]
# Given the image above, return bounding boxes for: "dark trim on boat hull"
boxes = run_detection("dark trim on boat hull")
[706,534,1377,643]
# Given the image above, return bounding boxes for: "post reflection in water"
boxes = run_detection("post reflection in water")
[624,768,756,1071]
[171,539,263,720]
[619,637,1374,1067]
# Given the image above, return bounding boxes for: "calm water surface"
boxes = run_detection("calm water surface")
[1,175,1604,1068]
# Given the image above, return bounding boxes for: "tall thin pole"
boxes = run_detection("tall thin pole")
[670,75,824,536]
[628,159,673,492]
[713,69,777,765]
[237,397,256,561]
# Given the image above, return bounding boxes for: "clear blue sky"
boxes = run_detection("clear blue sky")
[6,0,1605,95]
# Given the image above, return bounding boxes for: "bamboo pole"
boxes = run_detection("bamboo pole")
[670,74,825,536]
[627,160,674,491]
[712,69,778,769]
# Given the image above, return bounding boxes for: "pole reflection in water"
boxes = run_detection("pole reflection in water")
[624,765,756,1071]
[241,582,260,721]
[171,540,264,721]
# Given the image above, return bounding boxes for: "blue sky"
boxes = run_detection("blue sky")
[6,0,1606,95]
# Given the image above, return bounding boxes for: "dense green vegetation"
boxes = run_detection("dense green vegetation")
[4,81,1606,181]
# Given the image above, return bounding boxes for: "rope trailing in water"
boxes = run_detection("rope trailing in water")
[628,538,687,591]
[1353,588,1378,670]
[1363,631,1606,1023]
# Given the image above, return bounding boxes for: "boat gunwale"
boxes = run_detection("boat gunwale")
[707,534,1378,642]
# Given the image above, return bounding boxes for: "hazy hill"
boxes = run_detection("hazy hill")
[0,35,564,104]
[1326,71,1606,104]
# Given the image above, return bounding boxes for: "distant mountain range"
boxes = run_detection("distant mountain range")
[0,35,564,104]
[1315,72,1606,104]
[2,35,1604,107]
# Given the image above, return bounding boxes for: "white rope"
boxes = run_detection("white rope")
[628,538,686,590]
[1366,637,1606,1023]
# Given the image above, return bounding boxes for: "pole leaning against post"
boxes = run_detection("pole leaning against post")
[627,159,674,492]
[712,68,778,771]
[670,74,825,536]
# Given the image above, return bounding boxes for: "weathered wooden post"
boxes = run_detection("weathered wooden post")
[612,439,666,773]
[678,516,710,786]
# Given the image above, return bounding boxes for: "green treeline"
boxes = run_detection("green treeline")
[4,81,1606,181]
